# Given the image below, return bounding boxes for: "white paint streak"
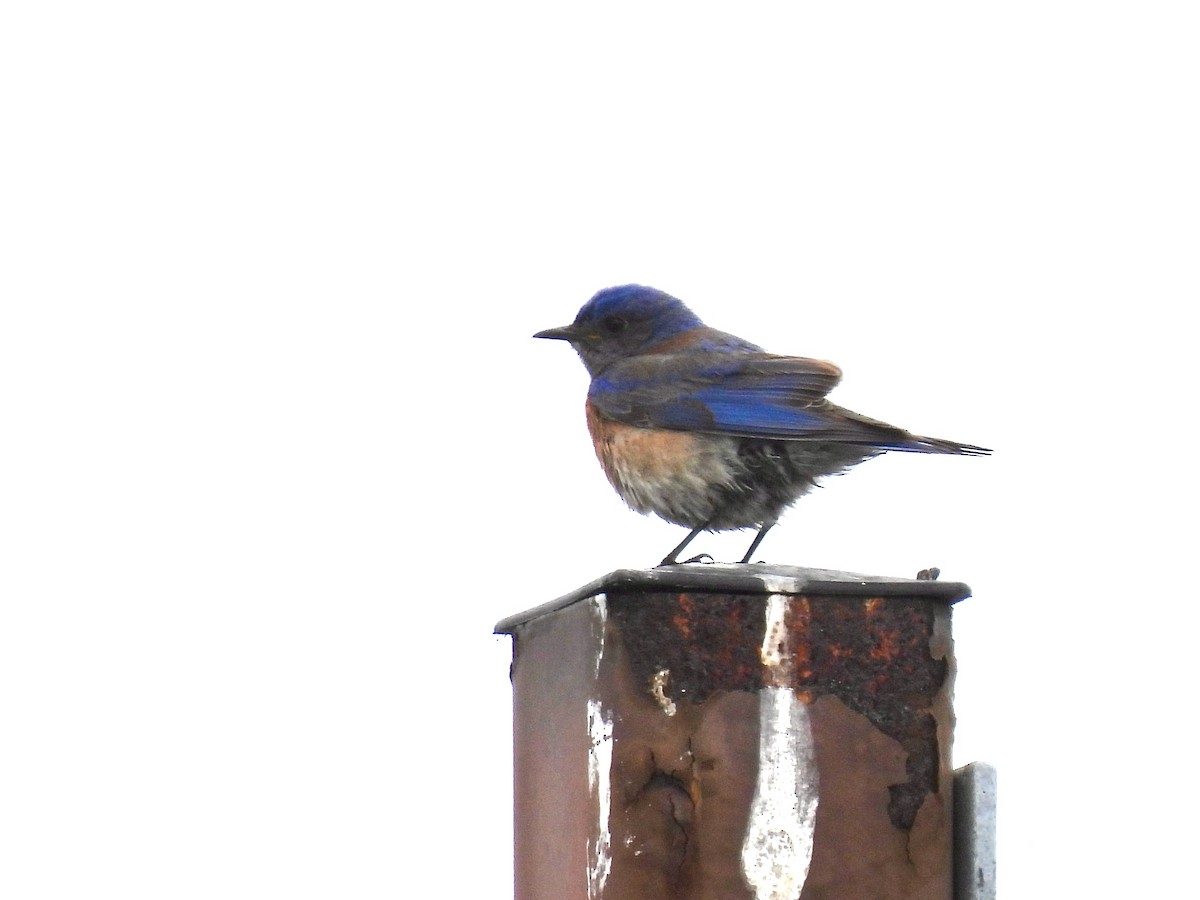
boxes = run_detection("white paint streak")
[757,573,799,595]
[741,595,820,900]
[592,593,607,677]
[586,699,613,898]
[760,593,790,669]
[586,595,612,899]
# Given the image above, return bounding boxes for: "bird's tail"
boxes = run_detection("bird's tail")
[829,406,991,455]
[895,435,992,456]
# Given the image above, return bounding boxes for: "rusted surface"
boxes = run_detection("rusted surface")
[503,567,964,900]
[613,592,766,702]
[791,596,948,831]
[608,590,947,832]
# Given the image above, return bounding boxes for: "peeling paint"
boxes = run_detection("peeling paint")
[757,573,799,595]
[592,593,608,677]
[650,668,677,716]
[741,595,819,900]
[585,698,613,897]
[586,595,613,899]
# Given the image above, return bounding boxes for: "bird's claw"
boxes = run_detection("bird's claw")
[916,566,941,581]
[658,552,714,567]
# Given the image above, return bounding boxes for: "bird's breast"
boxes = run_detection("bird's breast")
[584,399,737,526]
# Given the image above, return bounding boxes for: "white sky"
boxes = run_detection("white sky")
[3,2,1197,897]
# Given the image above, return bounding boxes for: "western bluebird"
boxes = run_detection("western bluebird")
[535,285,990,565]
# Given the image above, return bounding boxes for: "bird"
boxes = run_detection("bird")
[534,285,990,566]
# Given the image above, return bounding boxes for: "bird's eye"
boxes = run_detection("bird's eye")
[602,316,628,334]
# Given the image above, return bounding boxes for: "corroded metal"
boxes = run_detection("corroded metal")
[498,565,969,900]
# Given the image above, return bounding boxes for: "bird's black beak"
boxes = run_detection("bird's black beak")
[533,324,578,342]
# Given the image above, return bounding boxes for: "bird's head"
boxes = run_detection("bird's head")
[534,285,703,376]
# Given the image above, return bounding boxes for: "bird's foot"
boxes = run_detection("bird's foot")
[657,553,714,567]
[916,566,941,581]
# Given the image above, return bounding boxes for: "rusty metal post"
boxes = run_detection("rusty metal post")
[496,565,973,900]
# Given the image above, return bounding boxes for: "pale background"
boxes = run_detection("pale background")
[3,2,1197,897]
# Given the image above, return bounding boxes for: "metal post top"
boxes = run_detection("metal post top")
[495,563,972,634]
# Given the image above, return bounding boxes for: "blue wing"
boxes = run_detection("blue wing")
[589,348,987,454]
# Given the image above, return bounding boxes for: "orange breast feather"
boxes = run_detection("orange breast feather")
[585,400,699,497]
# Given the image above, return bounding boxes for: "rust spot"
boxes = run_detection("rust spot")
[868,628,902,663]
[671,593,696,640]
[609,591,765,703]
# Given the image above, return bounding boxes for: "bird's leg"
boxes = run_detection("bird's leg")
[737,520,776,564]
[659,523,710,566]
